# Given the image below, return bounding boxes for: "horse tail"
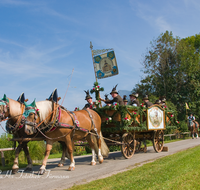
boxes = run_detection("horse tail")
[92,131,109,158]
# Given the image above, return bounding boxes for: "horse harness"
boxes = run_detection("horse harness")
[0,99,9,121]
[25,103,100,139]
[0,99,26,134]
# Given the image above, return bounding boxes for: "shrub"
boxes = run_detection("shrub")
[0,133,15,165]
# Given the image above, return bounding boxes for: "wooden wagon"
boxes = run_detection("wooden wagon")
[97,104,166,159]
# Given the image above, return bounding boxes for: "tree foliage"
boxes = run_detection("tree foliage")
[134,31,200,121]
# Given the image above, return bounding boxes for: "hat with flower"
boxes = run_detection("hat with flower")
[84,90,92,100]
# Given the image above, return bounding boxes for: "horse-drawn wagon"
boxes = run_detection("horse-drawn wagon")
[96,104,166,159]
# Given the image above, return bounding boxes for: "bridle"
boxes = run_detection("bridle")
[24,106,39,128]
[0,99,26,134]
[0,99,9,121]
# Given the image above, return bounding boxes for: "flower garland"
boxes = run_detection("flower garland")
[95,105,178,133]
[90,82,104,101]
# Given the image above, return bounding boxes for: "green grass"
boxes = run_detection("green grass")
[48,153,62,159]
[67,145,200,190]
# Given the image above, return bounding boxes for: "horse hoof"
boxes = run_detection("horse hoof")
[58,163,64,167]
[90,162,96,166]
[12,168,19,174]
[25,167,32,171]
[67,166,75,171]
[38,169,45,175]
[99,158,104,164]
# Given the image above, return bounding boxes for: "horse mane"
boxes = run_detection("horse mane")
[8,98,23,118]
[36,101,52,125]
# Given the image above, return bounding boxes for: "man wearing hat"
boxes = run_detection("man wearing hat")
[188,113,198,128]
[83,90,94,109]
[143,95,153,108]
[129,93,140,107]
[123,95,128,105]
[100,85,124,105]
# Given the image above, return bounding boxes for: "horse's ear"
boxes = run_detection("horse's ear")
[47,88,58,103]
[30,99,36,107]
[57,97,61,101]
[2,94,8,102]
[17,92,25,103]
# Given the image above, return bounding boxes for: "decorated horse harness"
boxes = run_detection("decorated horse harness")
[0,95,26,134]
[23,101,100,139]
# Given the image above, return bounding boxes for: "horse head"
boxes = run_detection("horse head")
[23,99,39,135]
[24,99,54,135]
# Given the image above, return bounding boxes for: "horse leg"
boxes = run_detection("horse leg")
[97,135,104,164]
[58,141,67,167]
[12,143,23,174]
[65,136,75,171]
[87,134,104,164]
[86,135,97,165]
[192,128,194,139]
[38,140,53,175]
[22,142,33,171]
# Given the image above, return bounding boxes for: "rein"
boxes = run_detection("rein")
[1,101,25,134]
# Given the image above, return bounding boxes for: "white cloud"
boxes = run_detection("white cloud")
[129,1,171,33]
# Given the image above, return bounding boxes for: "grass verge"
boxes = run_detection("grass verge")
[67,145,200,190]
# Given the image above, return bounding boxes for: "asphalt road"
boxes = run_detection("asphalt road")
[0,138,200,190]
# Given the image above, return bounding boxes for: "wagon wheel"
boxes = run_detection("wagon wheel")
[121,133,135,159]
[153,130,164,152]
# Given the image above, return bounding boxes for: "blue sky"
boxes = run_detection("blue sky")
[0,0,200,134]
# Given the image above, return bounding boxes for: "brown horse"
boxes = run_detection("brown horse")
[188,119,199,139]
[0,94,32,173]
[0,94,70,173]
[24,99,108,174]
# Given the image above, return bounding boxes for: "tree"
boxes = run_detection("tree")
[134,31,200,121]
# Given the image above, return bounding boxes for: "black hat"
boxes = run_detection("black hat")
[123,95,128,102]
[129,93,138,98]
[154,99,161,104]
[84,90,92,100]
[110,84,118,94]
[143,95,149,100]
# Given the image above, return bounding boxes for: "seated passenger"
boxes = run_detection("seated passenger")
[100,84,124,106]
[123,95,128,105]
[143,95,153,108]
[129,93,139,107]
[83,90,93,109]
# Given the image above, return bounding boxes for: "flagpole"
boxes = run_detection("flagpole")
[90,41,98,82]
[90,42,102,107]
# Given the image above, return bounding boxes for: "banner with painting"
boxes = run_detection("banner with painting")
[92,48,119,79]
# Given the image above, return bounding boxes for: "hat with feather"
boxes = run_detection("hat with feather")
[84,90,92,100]
[110,84,118,95]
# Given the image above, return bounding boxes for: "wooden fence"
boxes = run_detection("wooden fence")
[0,148,15,167]
[164,132,191,140]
